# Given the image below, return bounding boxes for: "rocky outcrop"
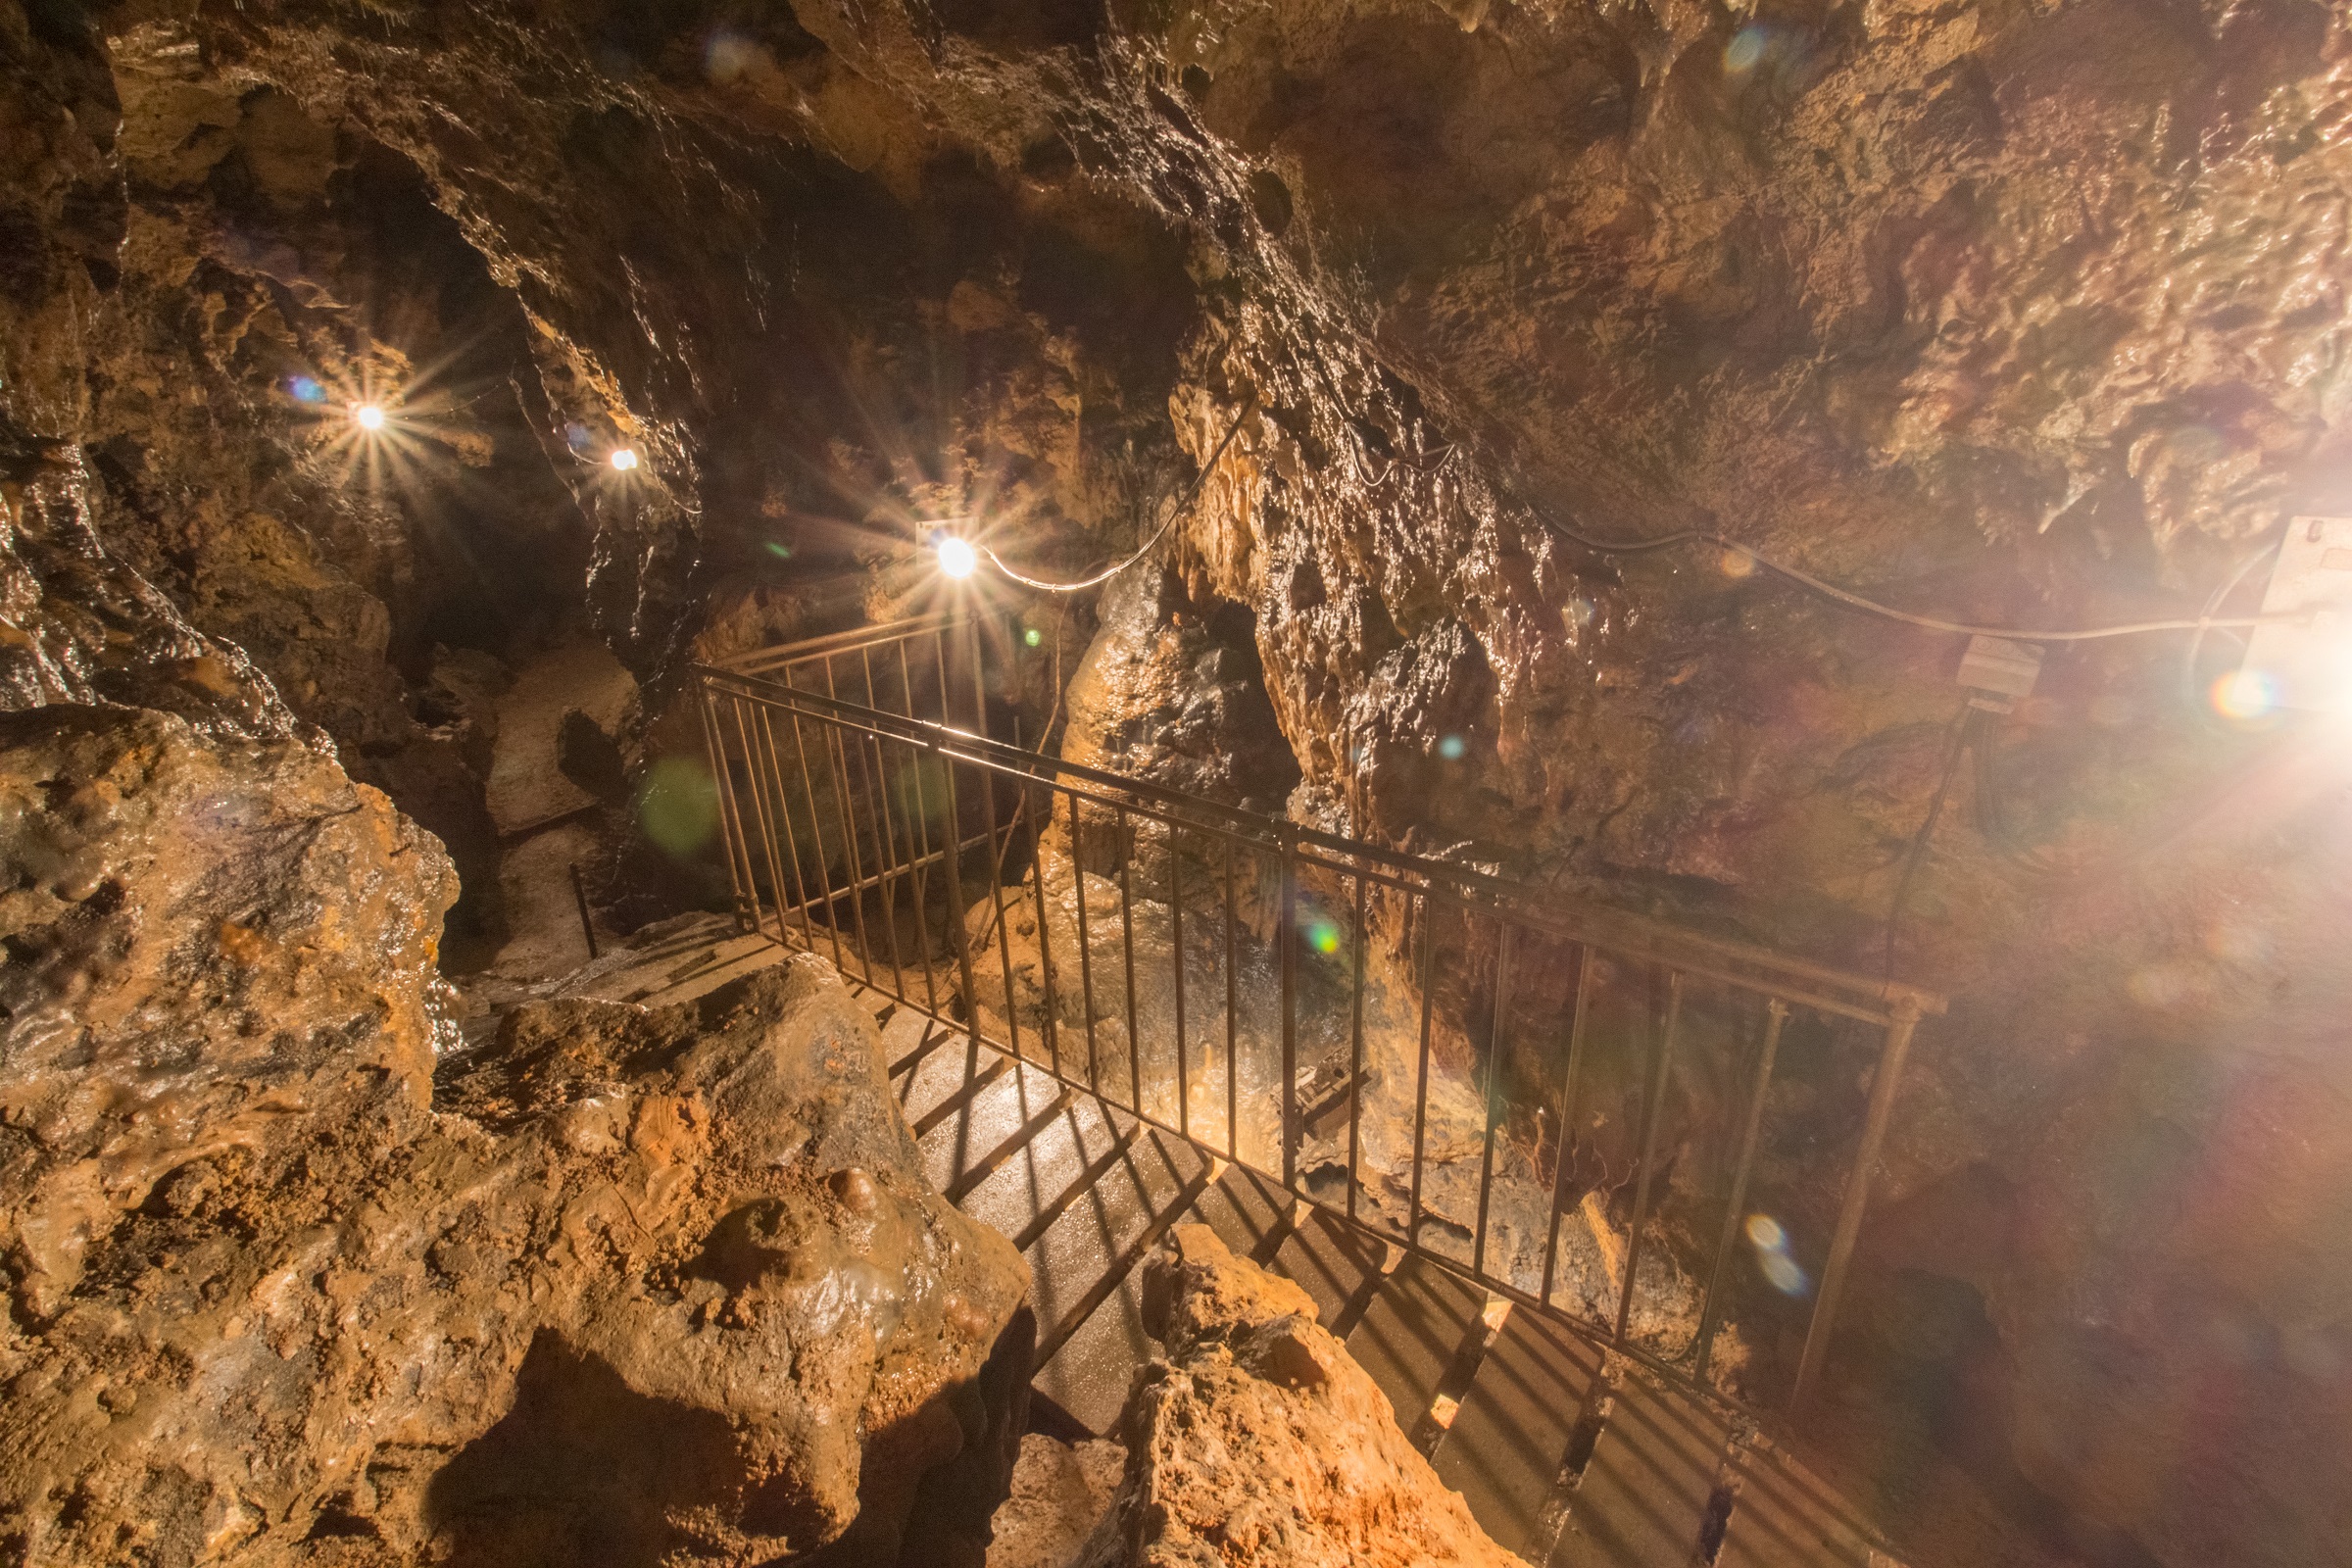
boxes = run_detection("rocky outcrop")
[0,704,1029,1567]
[1075,1223,1518,1568]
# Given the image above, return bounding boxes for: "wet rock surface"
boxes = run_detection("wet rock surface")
[1075,1223,1519,1568]
[0,704,1029,1568]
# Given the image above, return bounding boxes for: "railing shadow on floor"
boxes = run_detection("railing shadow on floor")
[693,612,1945,1425]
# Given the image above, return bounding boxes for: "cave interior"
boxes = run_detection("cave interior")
[3,0,2351,1565]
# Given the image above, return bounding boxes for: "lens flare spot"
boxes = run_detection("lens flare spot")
[353,404,387,431]
[1721,547,1756,577]
[1306,918,1344,956]
[1744,1213,1787,1252]
[1438,734,1467,760]
[1759,1250,1811,1297]
[2204,920,2273,966]
[764,541,792,560]
[286,376,326,405]
[1725,24,1768,71]
[638,757,719,856]
[706,30,759,84]
[2211,668,2278,722]
[1025,627,1043,648]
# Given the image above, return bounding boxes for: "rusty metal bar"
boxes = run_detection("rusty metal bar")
[1169,828,1188,1140]
[1793,999,1925,1409]
[1026,776,1062,1078]
[1278,828,1298,1194]
[754,708,819,937]
[1346,871,1368,1225]
[1695,999,1789,1383]
[1407,894,1437,1248]
[1118,807,1142,1114]
[1540,946,1597,1308]
[1068,792,1101,1096]
[727,697,793,945]
[697,687,757,935]
[1224,839,1240,1163]
[1472,923,1516,1280]
[936,741,984,1055]
[1613,970,1686,1347]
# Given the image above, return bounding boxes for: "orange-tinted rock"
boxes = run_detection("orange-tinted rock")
[1080,1225,1519,1568]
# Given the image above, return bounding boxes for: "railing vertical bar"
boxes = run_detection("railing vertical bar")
[1068,792,1101,1096]
[971,732,1024,1065]
[936,744,985,1054]
[753,708,819,943]
[892,640,943,1005]
[1472,922,1516,1280]
[1793,1000,1924,1410]
[1540,946,1597,1308]
[780,706,848,972]
[697,686,756,935]
[886,717,944,1016]
[725,697,791,945]
[1613,969,1686,1347]
[965,618,990,736]
[813,663,881,990]
[1117,808,1142,1114]
[1168,829,1188,1139]
[1224,839,1239,1163]
[1407,893,1437,1247]
[1346,871,1368,1225]
[858,727,913,1002]
[890,729,944,1010]
[1695,999,1789,1383]
[1025,775,1063,1077]
[1279,830,1298,1194]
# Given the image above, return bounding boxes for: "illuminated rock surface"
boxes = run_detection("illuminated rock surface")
[1074,1224,1520,1568]
[0,706,1028,1567]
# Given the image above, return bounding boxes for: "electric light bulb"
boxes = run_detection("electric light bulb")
[354,404,387,431]
[936,536,978,580]
[610,448,639,472]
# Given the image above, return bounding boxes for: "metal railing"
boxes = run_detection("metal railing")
[694,614,1944,1419]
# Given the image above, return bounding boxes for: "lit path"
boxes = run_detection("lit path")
[593,927,1901,1568]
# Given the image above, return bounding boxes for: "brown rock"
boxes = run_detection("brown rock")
[0,705,1031,1567]
[1079,1224,1518,1568]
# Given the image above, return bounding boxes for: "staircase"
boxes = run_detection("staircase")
[570,918,1903,1568]
[672,613,1946,1565]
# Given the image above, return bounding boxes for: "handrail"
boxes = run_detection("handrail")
[692,612,1941,1429]
[694,660,1946,1022]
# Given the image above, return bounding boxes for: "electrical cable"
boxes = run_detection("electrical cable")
[979,393,1260,593]
[1537,518,2300,643]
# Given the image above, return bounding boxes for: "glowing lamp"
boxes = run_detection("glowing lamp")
[610,448,640,472]
[353,404,387,431]
[935,535,978,580]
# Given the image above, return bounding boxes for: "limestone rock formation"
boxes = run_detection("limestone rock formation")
[0,703,1029,1567]
[1076,1223,1520,1568]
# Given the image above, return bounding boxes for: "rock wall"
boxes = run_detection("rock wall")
[0,701,1030,1566]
